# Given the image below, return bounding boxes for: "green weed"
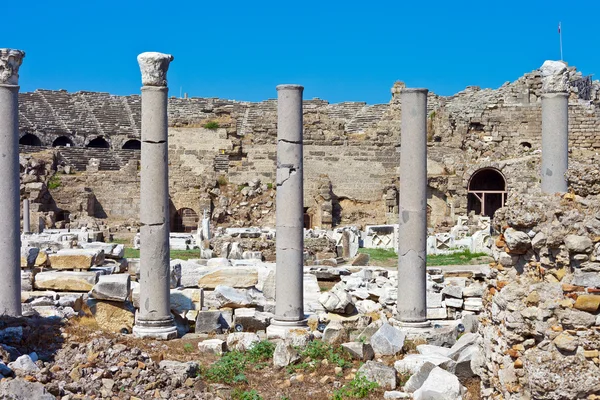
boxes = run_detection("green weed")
[332,373,379,399]
[203,121,220,130]
[48,175,61,190]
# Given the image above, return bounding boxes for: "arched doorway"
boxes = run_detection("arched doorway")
[172,208,199,233]
[122,139,141,150]
[87,137,110,148]
[19,134,42,146]
[53,136,74,147]
[467,168,507,218]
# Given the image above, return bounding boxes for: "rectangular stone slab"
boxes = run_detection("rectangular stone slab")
[34,271,100,292]
[49,249,104,270]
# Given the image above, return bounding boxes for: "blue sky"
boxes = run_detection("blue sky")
[6,0,599,104]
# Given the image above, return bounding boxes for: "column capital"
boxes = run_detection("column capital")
[276,84,303,92]
[137,52,173,87]
[0,49,25,85]
[540,60,569,94]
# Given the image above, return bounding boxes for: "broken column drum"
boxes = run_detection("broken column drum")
[541,92,569,193]
[272,84,307,329]
[397,88,430,326]
[0,49,25,317]
[133,52,177,340]
[23,199,30,234]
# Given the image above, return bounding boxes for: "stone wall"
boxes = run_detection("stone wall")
[17,62,600,229]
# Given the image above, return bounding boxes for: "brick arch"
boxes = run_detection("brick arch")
[463,162,508,190]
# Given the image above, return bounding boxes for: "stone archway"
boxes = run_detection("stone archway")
[87,137,110,148]
[19,133,42,146]
[172,208,199,233]
[467,168,507,218]
[122,139,141,150]
[53,136,74,147]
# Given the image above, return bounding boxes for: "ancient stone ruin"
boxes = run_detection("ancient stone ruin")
[2,47,600,399]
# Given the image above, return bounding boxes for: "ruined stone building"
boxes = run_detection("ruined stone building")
[17,62,600,232]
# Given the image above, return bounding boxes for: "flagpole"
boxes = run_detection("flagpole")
[559,22,563,61]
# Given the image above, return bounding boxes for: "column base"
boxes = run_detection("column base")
[133,318,177,340]
[266,318,309,339]
[398,320,431,328]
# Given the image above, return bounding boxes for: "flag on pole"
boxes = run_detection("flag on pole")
[558,22,561,34]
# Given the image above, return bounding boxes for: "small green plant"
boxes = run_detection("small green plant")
[332,373,379,399]
[232,389,263,400]
[238,184,248,191]
[203,121,220,130]
[266,183,273,190]
[247,340,276,363]
[204,351,247,384]
[204,341,275,384]
[183,343,194,353]
[298,340,352,369]
[48,175,61,190]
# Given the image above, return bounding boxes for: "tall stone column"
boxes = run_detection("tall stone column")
[541,92,569,193]
[267,84,307,339]
[0,49,25,317]
[23,199,30,234]
[397,88,430,327]
[133,52,177,340]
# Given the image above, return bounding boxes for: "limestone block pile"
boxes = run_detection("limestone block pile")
[478,192,600,399]
[314,265,488,323]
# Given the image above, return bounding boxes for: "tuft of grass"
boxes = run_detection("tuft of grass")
[332,373,379,399]
[48,175,61,190]
[217,175,228,187]
[203,121,220,130]
[183,343,194,353]
[357,248,396,261]
[427,249,489,266]
[266,183,273,190]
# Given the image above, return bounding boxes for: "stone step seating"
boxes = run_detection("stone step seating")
[346,104,388,134]
[57,147,140,172]
[19,145,52,154]
[214,154,229,172]
[327,102,367,122]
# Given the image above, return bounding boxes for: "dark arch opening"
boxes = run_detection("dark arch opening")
[87,137,110,148]
[19,134,42,146]
[172,208,199,233]
[52,136,74,147]
[520,141,532,149]
[122,139,141,150]
[467,168,507,218]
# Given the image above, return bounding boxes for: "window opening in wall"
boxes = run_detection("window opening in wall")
[19,134,42,146]
[467,168,507,218]
[520,141,532,149]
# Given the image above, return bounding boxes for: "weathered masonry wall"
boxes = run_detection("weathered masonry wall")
[17,63,600,228]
